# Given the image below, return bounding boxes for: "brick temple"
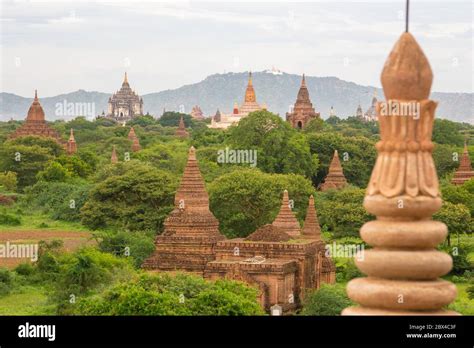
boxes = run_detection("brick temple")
[321,149,347,191]
[175,116,189,138]
[286,74,320,129]
[451,140,474,185]
[143,146,335,313]
[105,72,143,123]
[128,127,141,152]
[10,90,63,145]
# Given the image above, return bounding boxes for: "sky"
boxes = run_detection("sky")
[1,0,472,97]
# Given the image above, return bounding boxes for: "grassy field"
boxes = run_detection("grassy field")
[0,211,89,232]
[0,285,55,315]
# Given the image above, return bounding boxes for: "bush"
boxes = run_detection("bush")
[299,284,353,316]
[0,268,13,296]
[95,230,155,268]
[75,273,264,316]
[14,263,35,276]
[0,171,17,192]
[0,211,21,226]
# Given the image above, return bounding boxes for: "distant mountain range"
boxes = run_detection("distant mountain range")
[1,71,473,123]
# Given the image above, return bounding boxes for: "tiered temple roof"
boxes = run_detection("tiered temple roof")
[106,72,143,123]
[301,195,321,240]
[321,150,347,191]
[175,116,189,138]
[286,75,320,129]
[271,190,301,238]
[66,128,77,155]
[451,140,474,185]
[190,105,204,120]
[9,90,63,144]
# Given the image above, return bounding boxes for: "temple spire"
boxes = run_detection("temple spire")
[301,195,321,240]
[175,116,189,138]
[123,72,128,84]
[66,128,77,155]
[34,89,38,101]
[111,145,118,164]
[301,74,306,87]
[321,150,347,191]
[272,190,300,238]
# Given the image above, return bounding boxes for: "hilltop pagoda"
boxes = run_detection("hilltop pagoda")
[9,90,63,144]
[66,128,77,155]
[175,116,189,138]
[321,150,347,191]
[451,140,474,185]
[286,75,320,129]
[271,190,301,238]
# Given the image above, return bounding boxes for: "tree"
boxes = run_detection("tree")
[0,144,53,190]
[0,171,17,192]
[158,112,192,128]
[433,119,465,146]
[299,284,353,316]
[127,115,157,127]
[81,160,176,231]
[36,162,72,182]
[433,143,460,179]
[208,168,314,238]
[307,132,376,187]
[227,110,317,178]
[433,201,471,246]
[316,186,372,238]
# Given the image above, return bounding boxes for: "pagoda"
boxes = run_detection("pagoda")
[190,105,204,120]
[286,75,320,129]
[271,190,301,238]
[128,127,141,152]
[9,90,63,144]
[106,72,143,123]
[66,128,77,155]
[175,116,189,138]
[143,146,225,273]
[239,72,262,115]
[343,32,457,315]
[111,145,118,164]
[451,140,474,185]
[301,195,321,240]
[321,150,347,191]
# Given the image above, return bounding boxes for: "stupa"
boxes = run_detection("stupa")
[9,90,63,144]
[175,116,189,138]
[111,145,118,164]
[451,140,474,185]
[128,127,141,152]
[286,75,320,129]
[271,190,301,238]
[143,146,225,273]
[343,32,458,315]
[320,150,347,191]
[66,128,77,155]
[301,195,321,240]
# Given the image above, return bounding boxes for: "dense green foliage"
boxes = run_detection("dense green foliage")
[75,273,264,316]
[299,284,353,316]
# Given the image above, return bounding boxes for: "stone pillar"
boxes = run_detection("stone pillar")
[343,32,458,315]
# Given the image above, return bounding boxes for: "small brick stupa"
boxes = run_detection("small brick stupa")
[128,127,141,152]
[10,90,63,144]
[321,150,347,191]
[301,195,321,240]
[66,128,77,155]
[175,116,189,138]
[111,145,118,164]
[143,146,225,273]
[271,190,301,238]
[451,140,474,185]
